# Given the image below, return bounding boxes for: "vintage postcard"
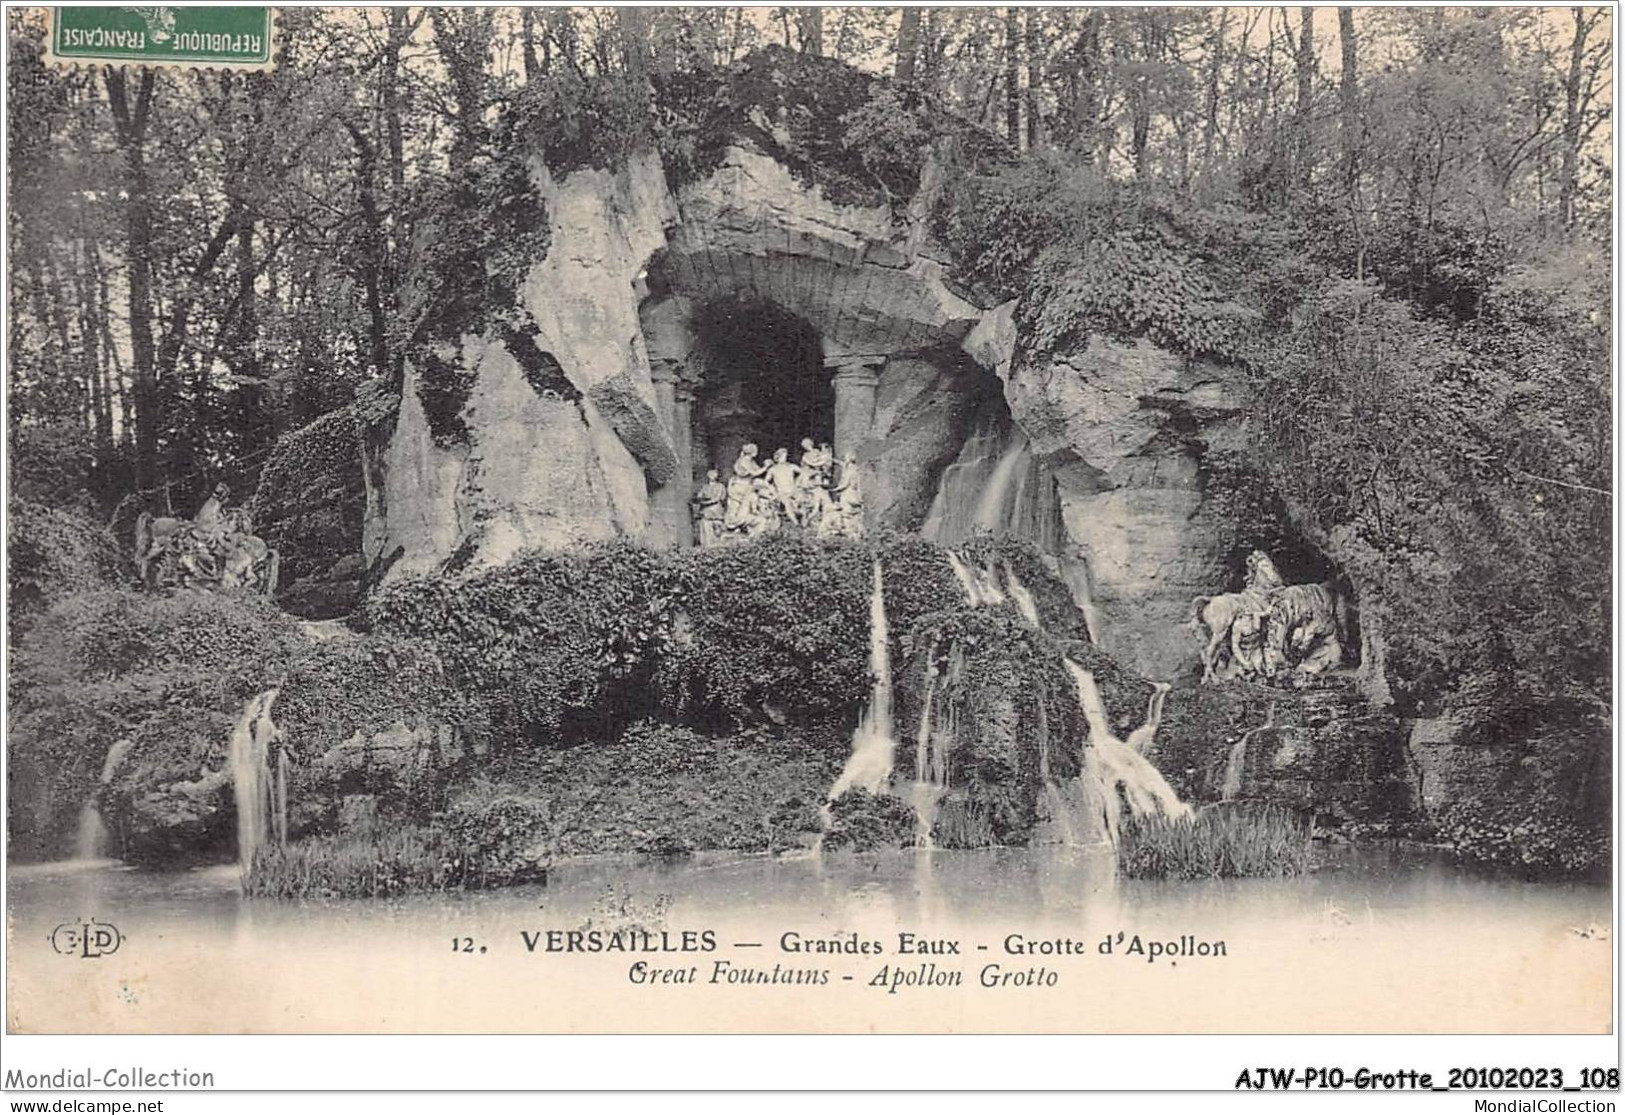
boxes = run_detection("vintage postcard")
[3,2,1614,1066]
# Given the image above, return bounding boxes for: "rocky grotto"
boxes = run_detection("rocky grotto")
[7,48,1606,889]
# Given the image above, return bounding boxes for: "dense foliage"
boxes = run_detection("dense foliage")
[369,534,967,743]
[7,499,129,635]
[7,589,307,859]
[656,46,1005,212]
[248,406,368,615]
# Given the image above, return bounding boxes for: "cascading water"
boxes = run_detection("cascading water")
[1124,682,1172,755]
[943,551,984,606]
[922,415,1005,544]
[1063,659,1190,843]
[973,564,1007,606]
[907,664,948,847]
[72,738,134,861]
[1005,563,1040,627]
[972,431,1032,536]
[229,688,286,878]
[923,415,1062,554]
[1222,703,1276,801]
[824,563,898,816]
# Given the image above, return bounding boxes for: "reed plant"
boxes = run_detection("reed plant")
[243,826,496,899]
[1116,804,1312,880]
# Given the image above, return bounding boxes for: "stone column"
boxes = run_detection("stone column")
[648,359,694,547]
[670,374,697,545]
[827,357,882,460]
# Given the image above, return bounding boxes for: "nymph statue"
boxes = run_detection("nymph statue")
[692,469,727,548]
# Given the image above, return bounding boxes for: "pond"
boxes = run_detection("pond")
[6,847,1610,1033]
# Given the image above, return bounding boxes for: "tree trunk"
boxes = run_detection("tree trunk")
[797,8,822,55]
[619,5,650,88]
[520,8,540,81]
[1558,7,1590,230]
[105,69,159,491]
[1200,10,1229,180]
[1004,7,1021,146]
[1295,6,1315,190]
[1129,15,1152,176]
[894,7,921,82]
[1338,8,1359,192]
[1025,8,1042,149]
[1073,10,1104,162]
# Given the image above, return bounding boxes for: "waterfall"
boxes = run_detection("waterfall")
[943,551,984,606]
[825,563,898,812]
[71,738,134,861]
[1124,682,1172,754]
[973,564,1007,606]
[943,551,1014,612]
[229,688,285,878]
[972,431,1031,535]
[908,668,948,847]
[1063,659,1190,843]
[922,415,1005,544]
[924,416,1061,553]
[1222,703,1276,802]
[1005,563,1040,627]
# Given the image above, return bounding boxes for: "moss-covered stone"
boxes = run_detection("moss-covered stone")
[251,407,369,619]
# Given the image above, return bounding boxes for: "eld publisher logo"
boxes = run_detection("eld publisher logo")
[50,919,123,959]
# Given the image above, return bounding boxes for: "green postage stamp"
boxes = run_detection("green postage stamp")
[45,6,274,70]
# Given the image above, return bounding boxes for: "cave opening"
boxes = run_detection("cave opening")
[690,296,833,476]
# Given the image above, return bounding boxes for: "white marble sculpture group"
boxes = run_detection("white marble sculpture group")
[692,438,864,546]
[133,483,280,595]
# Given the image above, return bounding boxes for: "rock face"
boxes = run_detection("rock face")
[371,154,675,581]
[996,337,1254,679]
[363,57,1283,684]
[1149,678,1414,827]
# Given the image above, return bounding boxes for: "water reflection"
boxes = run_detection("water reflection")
[7,848,1610,1034]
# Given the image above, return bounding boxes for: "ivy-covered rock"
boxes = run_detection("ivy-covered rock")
[655,45,1007,214]
[661,534,872,728]
[822,788,916,852]
[1148,677,1412,831]
[251,407,370,619]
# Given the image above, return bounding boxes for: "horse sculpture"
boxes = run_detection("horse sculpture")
[134,488,279,597]
[1189,550,1350,687]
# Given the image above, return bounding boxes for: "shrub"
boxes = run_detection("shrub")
[7,588,308,861]
[442,794,553,886]
[659,533,871,727]
[249,407,367,617]
[277,634,479,833]
[876,533,965,657]
[368,540,672,746]
[1116,804,1312,879]
[1435,803,1609,881]
[7,499,128,635]
[822,788,917,852]
[450,719,843,859]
